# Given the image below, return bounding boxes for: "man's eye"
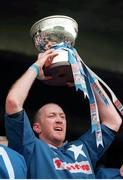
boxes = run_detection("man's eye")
[48,114,54,118]
[61,116,65,118]
[61,115,65,119]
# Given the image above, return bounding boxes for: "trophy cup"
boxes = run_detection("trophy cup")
[30,15,78,86]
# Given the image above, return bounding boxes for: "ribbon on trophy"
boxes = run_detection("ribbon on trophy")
[50,42,123,147]
[38,40,123,147]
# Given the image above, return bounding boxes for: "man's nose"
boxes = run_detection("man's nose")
[56,116,64,123]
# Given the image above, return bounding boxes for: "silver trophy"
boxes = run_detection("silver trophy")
[30,15,78,86]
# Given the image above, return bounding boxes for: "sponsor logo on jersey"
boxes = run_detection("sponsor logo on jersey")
[53,157,92,174]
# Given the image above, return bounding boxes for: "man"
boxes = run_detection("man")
[5,49,122,178]
[0,143,27,179]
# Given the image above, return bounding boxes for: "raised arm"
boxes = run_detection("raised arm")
[93,81,122,132]
[5,49,58,115]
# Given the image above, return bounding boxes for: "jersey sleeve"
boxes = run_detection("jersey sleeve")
[79,124,116,168]
[5,110,36,166]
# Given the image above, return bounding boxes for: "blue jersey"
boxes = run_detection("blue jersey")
[95,168,122,179]
[0,144,27,179]
[5,110,115,179]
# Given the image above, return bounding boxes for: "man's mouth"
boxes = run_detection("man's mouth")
[54,127,63,131]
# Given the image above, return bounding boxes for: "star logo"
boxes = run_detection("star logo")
[68,144,86,160]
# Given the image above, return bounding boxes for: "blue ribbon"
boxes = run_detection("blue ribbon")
[50,42,123,147]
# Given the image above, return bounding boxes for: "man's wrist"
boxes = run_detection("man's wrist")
[29,63,40,77]
[29,63,45,79]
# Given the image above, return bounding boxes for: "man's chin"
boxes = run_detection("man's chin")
[53,137,64,146]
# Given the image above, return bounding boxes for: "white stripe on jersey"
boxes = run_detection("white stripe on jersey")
[0,147,15,178]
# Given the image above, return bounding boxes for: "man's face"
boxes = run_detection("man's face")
[37,104,67,147]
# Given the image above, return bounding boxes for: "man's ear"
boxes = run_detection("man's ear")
[33,122,41,134]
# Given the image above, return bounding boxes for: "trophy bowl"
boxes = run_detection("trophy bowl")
[30,15,78,86]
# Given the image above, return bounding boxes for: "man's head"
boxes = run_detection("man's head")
[33,103,67,147]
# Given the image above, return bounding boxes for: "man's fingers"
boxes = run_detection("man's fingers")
[44,49,55,55]
[38,49,55,58]
[44,52,58,67]
[49,52,58,60]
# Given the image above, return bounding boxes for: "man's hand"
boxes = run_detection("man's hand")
[35,49,58,80]
[35,49,58,68]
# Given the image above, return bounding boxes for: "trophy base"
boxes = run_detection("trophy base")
[42,62,74,86]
